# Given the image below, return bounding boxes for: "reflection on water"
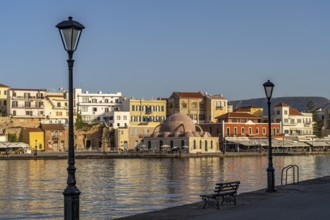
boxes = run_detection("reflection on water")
[0,155,330,219]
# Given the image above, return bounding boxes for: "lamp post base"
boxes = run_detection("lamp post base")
[266,167,276,192]
[63,188,81,220]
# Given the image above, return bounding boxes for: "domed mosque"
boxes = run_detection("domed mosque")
[143,113,219,153]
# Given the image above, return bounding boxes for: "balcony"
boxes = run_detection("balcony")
[145,110,152,114]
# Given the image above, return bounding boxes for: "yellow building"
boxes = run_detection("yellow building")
[21,128,45,151]
[167,92,229,124]
[0,83,10,115]
[122,98,166,126]
[205,95,228,123]
[167,92,206,124]
[115,125,156,151]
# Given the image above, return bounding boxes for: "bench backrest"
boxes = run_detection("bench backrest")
[214,181,240,193]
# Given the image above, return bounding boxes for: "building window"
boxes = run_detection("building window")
[263,128,266,134]
[284,110,288,115]
[132,105,135,111]
[200,140,202,149]
[182,102,187,108]
[105,99,109,103]
[256,128,259,134]
[13,110,16,116]
[211,140,213,149]
[276,111,280,115]
[36,101,43,108]
[241,128,245,134]
[57,102,61,107]
[234,128,237,135]
[25,101,31,107]
[81,106,88,112]
[226,128,230,136]
[92,99,97,103]
[117,116,121,120]
[161,106,164,112]
[193,140,196,149]
[26,111,32,116]
[92,107,97,112]
[249,127,252,135]
[105,108,109,113]
[123,116,127,120]
[12,101,18,107]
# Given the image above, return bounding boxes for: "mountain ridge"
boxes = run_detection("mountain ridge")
[228,96,330,113]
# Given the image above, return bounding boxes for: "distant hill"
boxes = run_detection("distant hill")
[229,97,330,113]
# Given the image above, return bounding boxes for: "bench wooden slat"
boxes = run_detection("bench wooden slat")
[200,181,240,209]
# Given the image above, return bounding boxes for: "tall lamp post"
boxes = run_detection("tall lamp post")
[56,16,85,219]
[263,80,276,192]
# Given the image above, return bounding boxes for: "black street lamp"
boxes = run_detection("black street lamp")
[56,16,85,219]
[263,80,276,192]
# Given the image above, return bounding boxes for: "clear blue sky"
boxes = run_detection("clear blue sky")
[1,0,329,101]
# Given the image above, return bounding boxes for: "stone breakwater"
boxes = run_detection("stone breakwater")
[1,151,330,160]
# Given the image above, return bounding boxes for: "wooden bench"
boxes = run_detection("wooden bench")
[200,181,240,209]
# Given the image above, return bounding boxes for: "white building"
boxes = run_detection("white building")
[43,91,68,124]
[273,103,313,136]
[104,111,130,129]
[74,88,125,123]
[7,88,47,118]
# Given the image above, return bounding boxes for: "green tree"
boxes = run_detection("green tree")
[75,113,89,129]
[8,133,17,142]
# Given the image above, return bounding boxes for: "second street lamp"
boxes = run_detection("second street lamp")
[263,80,276,192]
[56,16,85,219]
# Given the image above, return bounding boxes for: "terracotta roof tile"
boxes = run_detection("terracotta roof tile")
[41,124,65,130]
[24,128,43,132]
[289,108,303,116]
[274,103,289,107]
[216,112,259,119]
[0,83,10,88]
[175,92,205,98]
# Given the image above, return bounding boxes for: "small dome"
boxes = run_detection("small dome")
[173,131,181,137]
[163,132,171,137]
[203,132,211,137]
[184,131,194,137]
[152,132,159,138]
[159,113,196,133]
[193,131,201,137]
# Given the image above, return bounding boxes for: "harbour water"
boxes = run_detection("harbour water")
[0,155,330,219]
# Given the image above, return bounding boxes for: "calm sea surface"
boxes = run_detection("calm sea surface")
[0,155,330,219]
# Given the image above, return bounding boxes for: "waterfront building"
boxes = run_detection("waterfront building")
[205,95,228,122]
[167,92,229,124]
[200,112,281,151]
[144,113,219,153]
[167,92,206,124]
[74,88,125,124]
[7,88,47,118]
[41,124,67,151]
[273,103,313,136]
[114,125,156,150]
[0,84,10,116]
[105,111,130,129]
[233,105,264,118]
[21,127,45,151]
[122,98,166,126]
[43,90,68,124]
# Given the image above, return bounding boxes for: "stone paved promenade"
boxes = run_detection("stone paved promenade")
[118,176,330,220]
